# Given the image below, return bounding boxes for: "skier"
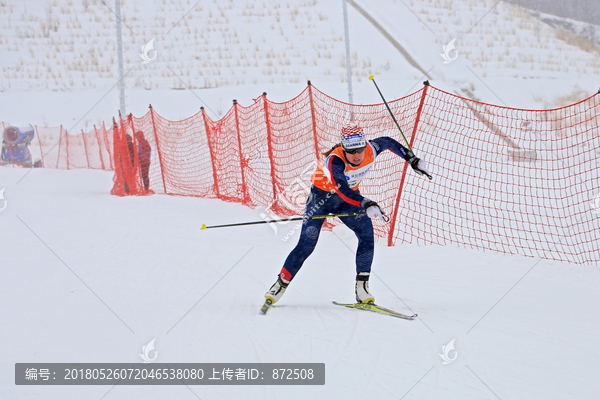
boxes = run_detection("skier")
[264,123,430,306]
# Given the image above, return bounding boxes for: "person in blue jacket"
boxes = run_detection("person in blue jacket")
[265,123,431,305]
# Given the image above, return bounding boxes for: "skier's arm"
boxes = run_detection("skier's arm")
[371,137,432,179]
[370,136,411,160]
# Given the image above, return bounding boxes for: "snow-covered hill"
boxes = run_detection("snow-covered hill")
[0,0,599,129]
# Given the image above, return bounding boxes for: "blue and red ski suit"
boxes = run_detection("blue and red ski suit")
[277,136,411,282]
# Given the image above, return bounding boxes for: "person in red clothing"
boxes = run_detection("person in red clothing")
[134,131,152,191]
[264,123,430,305]
[121,133,135,195]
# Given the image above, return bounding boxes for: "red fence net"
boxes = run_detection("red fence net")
[110,83,600,265]
[0,121,114,171]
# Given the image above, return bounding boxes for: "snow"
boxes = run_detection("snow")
[1,0,599,128]
[2,167,600,399]
[2,0,600,398]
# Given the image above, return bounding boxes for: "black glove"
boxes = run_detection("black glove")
[407,151,421,174]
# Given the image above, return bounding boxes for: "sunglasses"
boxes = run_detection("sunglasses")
[344,146,366,154]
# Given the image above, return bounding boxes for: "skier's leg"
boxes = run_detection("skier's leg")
[266,188,333,303]
[265,217,325,303]
[339,212,375,303]
[339,211,375,274]
[279,216,326,282]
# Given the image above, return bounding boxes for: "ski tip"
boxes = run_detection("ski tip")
[201,224,206,230]
[368,74,375,81]
[333,300,418,319]
[260,299,273,315]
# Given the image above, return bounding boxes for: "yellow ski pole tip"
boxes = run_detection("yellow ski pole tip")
[368,75,374,80]
[201,224,206,230]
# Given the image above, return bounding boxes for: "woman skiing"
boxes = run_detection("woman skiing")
[264,123,431,307]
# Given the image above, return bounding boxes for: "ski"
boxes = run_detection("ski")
[333,301,417,320]
[260,299,273,315]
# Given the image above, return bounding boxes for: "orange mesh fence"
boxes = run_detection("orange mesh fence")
[309,85,426,238]
[208,103,248,203]
[1,122,114,170]
[404,86,600,265]
[107,83,599,265]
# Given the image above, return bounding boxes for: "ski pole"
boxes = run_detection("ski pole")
[201,211,367,230]
[368,75,412,151]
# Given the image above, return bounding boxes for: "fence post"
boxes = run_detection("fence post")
[56,125,63,169]
[3,123,14,167]
[262,92,279,207]
[201,106,220,198]
[233,99,250,205]
[0,123,6,167]
[387,81,430,246]
[112,118,120,176]
[128,114,141,191]
[102,122,114,170]
[128,114,139,166]
[149,105,168,194]
[111,118,124,194]
[94,125,106,170]
[34,125,45,168]
[117,110,124,174]
[81,129,91,169]
[66,126,70,170]
[307,81,321,161]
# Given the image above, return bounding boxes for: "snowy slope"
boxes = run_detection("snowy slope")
[359,0,600,109]
[2,1,600,398]
[1,0,599,129]
[0,0,423,127]
[2,168,600,399]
